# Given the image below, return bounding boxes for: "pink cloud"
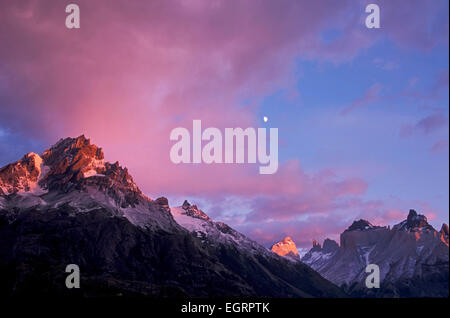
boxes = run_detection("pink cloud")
[242,170,369,223]
[370,209,405,225]
[0,0,380,198]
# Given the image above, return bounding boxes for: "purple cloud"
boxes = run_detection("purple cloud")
[430,139,449,154]
[401,113,448,137]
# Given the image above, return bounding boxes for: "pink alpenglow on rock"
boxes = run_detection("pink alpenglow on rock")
[271,237,300,261]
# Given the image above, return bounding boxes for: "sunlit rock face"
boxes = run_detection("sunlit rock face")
[0,135,176,230]
[440,223,449,245]
[0,152,47,195]
[271,237,300,261]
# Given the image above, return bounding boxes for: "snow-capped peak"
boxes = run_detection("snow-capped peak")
[0,152,49,195]
[180,200,211,221]
[0,136,147,213]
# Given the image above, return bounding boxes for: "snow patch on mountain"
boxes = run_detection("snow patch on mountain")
[83,171,106,178]
[307,251,333,263]
[0,152,50,196]
[82,158,106,178]
[170,201,271,256]
[171,206,206,233]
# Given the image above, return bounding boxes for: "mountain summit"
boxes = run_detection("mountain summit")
[394,209,435,232]
[271,237,300,261]
[0,135,175,230]
[344,219,381,232]
[0,136,344,297]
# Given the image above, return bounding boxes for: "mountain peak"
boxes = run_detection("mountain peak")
[154,197,169,206]
[345,219,377,232]
[182,200,191,209]
[41,136,117,188]
[440,223,449,245]
[441,223,449,235]
[0,151,47,195]
[312,239,320,247]
[393,209,435,233]
[0,136,144,209]
[306,238,338,254]
[322,238,339,253]
[180,200,211,221]
[406,209,428,228]
[43,135,104,167]
[271,236,300,260]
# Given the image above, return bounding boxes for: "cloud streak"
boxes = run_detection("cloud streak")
[340,83,382,116]
[401,113,448,137]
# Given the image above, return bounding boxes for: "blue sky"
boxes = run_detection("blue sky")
[259,37,449,229]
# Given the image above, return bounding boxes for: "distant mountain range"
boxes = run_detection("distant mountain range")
[0,135,344,297]
[272,210,449,297]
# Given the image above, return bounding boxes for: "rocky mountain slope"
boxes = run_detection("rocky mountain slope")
[0,135,344,297]
[301,210,449,297]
